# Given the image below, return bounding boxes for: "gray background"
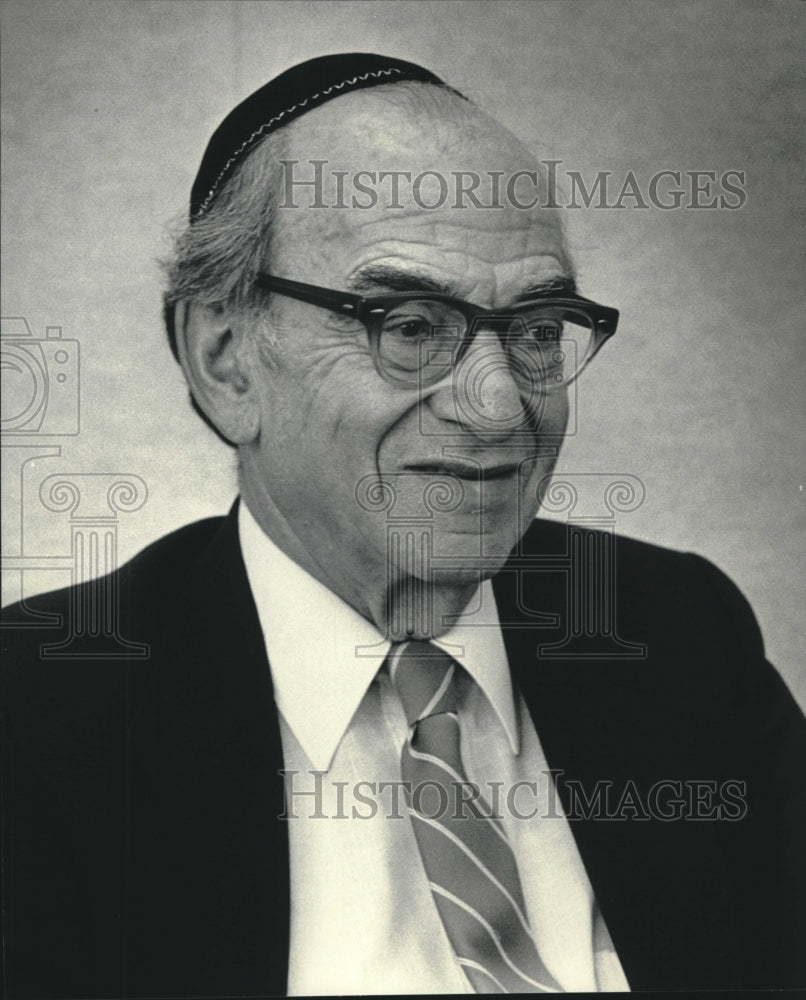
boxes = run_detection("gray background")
[2,0,804,707]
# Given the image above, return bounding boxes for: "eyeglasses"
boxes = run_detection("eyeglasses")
[255,273,619,390]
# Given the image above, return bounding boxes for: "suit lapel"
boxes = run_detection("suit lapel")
[128,502,290,995]
[493,526,742,990]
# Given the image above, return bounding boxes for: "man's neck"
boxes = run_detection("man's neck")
[238,484,478,641]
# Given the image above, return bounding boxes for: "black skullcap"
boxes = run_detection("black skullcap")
[189,52,463,221]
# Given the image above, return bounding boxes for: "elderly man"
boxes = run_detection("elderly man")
[2,53,804,998]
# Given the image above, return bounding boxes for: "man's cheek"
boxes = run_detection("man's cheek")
[533,389,570,436]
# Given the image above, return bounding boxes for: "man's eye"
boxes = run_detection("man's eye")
[383,316,433,341]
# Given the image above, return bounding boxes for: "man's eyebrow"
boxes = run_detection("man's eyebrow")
[511,275,577,302]
[349,266,577,301]
[349,265,451,296]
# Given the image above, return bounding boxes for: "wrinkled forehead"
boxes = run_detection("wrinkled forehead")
[270,87,570,287]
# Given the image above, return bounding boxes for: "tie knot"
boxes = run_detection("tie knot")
[388,640,460,727]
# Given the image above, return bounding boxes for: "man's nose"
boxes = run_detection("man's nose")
[430,330,533,443]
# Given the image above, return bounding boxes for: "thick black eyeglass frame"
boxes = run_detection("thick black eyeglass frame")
[255,272,619,388]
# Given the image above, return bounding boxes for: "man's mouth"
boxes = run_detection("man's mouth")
[404,460,526,481]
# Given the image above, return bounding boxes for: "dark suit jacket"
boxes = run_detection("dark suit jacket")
[2,502,805,997]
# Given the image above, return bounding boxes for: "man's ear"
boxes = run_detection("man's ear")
[173,301,260,445]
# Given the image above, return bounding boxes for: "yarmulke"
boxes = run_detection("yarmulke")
[190,52,463,221]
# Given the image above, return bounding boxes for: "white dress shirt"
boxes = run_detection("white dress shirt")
[239,502,630,994]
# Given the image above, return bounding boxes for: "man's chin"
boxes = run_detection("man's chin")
[429,524,521,579]
[430,563,504,591]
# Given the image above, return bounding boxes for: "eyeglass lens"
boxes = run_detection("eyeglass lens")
[377,301,595,387]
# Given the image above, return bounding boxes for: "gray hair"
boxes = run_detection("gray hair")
[162,129,289,364]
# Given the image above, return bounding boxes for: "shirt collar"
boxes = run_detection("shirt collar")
[238,501,519,770]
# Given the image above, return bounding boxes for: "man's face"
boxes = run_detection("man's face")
[239,90,570,620]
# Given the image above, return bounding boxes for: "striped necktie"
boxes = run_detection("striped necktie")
[388,640,561,994]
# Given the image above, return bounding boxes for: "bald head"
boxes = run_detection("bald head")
[274,83,570,265]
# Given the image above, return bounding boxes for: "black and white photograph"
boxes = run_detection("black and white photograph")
[2,1,804,995]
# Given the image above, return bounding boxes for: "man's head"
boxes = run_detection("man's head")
[167,56,590,636]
